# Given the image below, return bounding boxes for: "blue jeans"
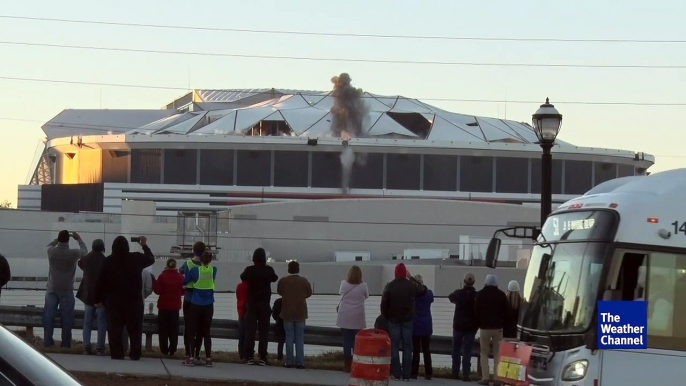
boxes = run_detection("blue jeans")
[389,321,413,380]
[341,328,359,359]
[43,291,76,348]
[83,304,107,352]
[284,320,305,366]
[452,329,476,377]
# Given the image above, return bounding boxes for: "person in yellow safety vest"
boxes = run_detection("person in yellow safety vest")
[182,251,217,368]
[179,241,206,364]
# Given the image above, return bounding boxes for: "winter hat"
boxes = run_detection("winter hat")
[508,280,520,292]
[395,263,408,279]
[484,274,498,287]
[463,273,476,286]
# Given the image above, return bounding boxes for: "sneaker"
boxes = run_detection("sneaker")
[296,365,306,370]
[258,359,270,366]
[463,376,473,382]
[194,358,203,366]
[246,359,255,365]
[182,357,195,367]
[425,375,432,380]
[283,364,293,369]
[205,358,213,367]
[96,350,106,357]
[82,350,91,355]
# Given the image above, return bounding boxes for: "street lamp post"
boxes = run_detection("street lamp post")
[532,98,563,227]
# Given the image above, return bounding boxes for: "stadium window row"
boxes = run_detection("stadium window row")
[67,149,638,194]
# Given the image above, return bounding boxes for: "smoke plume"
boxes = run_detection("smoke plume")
[330,73,369,193]
[330,73,369,138]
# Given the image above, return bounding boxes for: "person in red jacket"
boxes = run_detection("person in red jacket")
[236,279,248,361]
[153,259,184,356]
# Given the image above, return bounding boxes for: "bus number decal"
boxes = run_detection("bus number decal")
[672,221,686,235]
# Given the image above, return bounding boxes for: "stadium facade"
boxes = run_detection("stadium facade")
[18,87,654,214]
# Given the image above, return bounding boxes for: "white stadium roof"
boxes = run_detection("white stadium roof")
[41,88,572,146]
[123,89,572,145]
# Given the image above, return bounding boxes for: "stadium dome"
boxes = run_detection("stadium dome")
[21,86,654,215]
[128,88,569,146]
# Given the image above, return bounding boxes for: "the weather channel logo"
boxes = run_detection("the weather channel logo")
[598,301,648,349]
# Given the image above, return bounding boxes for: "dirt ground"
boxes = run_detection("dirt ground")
[73,372,293,386]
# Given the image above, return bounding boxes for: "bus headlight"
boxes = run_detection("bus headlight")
[561,360,588,381]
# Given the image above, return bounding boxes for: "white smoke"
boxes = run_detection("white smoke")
[340,146,355,193]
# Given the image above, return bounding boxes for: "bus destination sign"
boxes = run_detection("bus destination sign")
[541,210,616,242]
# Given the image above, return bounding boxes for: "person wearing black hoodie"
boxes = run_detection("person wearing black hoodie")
[94,236,155,360]
[240,248,278,366]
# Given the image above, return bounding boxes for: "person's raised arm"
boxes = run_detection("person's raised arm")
[133,236,155,268]
[46,239,58,257]
[363,282,369,299]
[270,267,278,283]
[71,232,87,256]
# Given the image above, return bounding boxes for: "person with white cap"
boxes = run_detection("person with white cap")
[475,274,508,385]
[504,280,522,339]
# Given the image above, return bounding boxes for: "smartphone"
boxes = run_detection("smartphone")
[68,232,74,238]
[130,236,141,243]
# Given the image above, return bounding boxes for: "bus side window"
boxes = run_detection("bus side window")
[646,252,686,351]
[616,253,647,301]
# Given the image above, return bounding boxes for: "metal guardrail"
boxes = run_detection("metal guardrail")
[0,305,490,363]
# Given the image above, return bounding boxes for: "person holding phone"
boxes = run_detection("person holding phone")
[94,235,154,360]
[44,230,87,348]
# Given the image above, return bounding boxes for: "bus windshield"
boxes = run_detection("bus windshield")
[519,210,616,333]
[520,242,606,332]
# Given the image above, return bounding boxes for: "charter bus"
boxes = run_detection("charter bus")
[486,168,686,385]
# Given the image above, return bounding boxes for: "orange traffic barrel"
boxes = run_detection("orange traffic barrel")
[349,328,391,386]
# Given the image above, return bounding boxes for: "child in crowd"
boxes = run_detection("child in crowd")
[272,297,286,362]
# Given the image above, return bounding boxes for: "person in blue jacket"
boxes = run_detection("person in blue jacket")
[182,251,217,368]
[410,275,434,380]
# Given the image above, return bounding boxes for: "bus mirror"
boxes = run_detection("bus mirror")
[485,238,502,269]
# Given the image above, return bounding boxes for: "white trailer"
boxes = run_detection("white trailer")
[334,251,371,262]
[402,249,449,260]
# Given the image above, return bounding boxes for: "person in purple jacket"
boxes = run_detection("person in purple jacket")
[410,275,434,380]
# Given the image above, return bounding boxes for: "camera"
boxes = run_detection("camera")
[130,237,141,243]
[68,232,74,238]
